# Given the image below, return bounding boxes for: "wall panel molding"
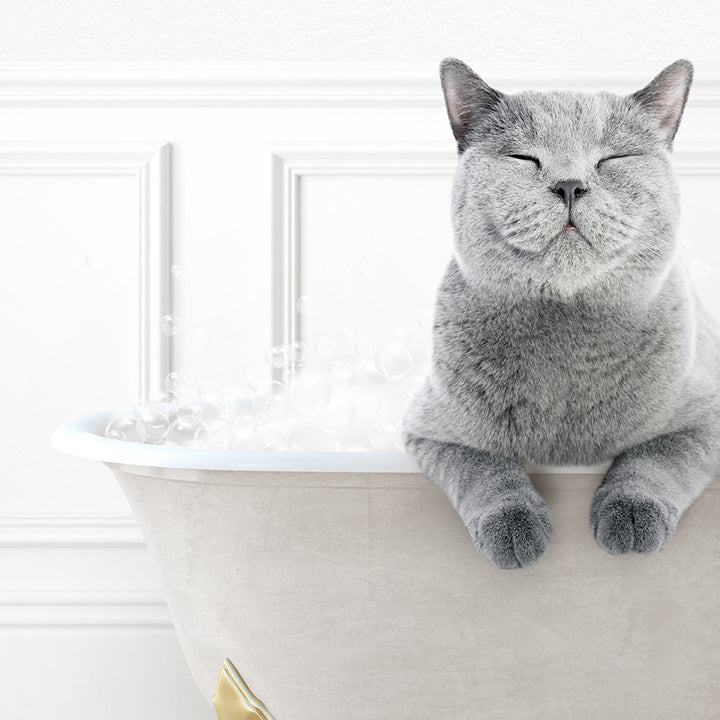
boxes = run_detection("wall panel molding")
[671,142,720,175]
[0,592,171,629]
[0,514,142,548]
[0,514,171,629]
[0,141,172,399]
[270,142,456,381]
[0,62,719,106]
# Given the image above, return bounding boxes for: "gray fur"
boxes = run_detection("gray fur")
[401,58,720,569]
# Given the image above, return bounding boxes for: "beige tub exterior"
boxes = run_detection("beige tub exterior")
[54,411,720,719]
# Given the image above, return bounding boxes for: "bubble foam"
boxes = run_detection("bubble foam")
[105,322,431,452]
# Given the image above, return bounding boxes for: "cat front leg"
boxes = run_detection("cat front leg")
[403,432,552,569]
[591,427,719,555]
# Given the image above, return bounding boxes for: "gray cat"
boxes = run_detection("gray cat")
[401,57,720,569]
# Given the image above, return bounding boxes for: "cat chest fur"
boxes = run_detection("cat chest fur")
[433,290,691,465]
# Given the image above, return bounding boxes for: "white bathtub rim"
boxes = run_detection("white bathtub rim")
[52,409,613,475]
[51,409,424,473]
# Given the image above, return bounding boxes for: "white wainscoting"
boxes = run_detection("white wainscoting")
[270,142,457,382]
[1,63,719,719]
[0,512,216,719]
[0,515,167,628]
[0,141,172,398]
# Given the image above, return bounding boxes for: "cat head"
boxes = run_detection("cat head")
[440,58,693,300]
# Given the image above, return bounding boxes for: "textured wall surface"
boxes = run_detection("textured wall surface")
[0,0,716,67]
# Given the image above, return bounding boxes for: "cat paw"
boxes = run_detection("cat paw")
[468,497,552,569]
[590,488,679,555]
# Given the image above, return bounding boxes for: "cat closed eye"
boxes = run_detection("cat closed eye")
[596,154,642,168]
[507,154,541,168]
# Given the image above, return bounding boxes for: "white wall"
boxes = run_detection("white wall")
[0,2,718,719]
[0,0,717,67]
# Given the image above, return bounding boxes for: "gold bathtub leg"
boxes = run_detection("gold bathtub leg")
[212,659,277,720]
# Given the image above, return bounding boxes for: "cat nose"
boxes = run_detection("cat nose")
[550,179,588,210]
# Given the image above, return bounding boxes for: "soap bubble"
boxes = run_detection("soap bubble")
[340,444,371,453]
[194,401,220,421]
[176,401,204,423]
[160,314,180,336]
[283,362,306,380]
[232,415,259,449]
[351,363,387,389]
[136,408,170,443]
[335,328,357,357]
[355,336,376,360]
[165,371,193,393]
[153,389,194,408]
[105,414,139,442]
[289,371,332,415]
[132,396,150,413]
[296,295,319,316]
[408,331,431,368]
[162,372,197,404]
[268,378,287,394]
[290,422,341,452]
[146,389,178,406]
[189,328,211,351]
[261,422,290,450]
[353,391,382,422]
[107,322,433,452]
[246,368,273,397]
[318,396,356,432]
[369,421,400,452]
[375,339,413,380]
[380,377,412,418]
[166,415,201,446]
[265,390,290,420]
[265,344,289,369]
[313,335,336,359]
[288,340,308,367]
[218,385,255,421]
[404,373,425,398]
[194,419,233,449]
[387,327,410,344]
[350,365,386,419]
[329,359,353,388]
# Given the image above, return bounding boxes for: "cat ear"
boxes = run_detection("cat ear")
[440,58,505,153]
[628,59,694,146]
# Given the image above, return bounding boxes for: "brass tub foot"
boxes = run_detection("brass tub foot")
[212,659,276,720]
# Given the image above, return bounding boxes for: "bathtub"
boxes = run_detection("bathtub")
[52,409,720,719]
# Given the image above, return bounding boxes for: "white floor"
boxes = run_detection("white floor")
[0,630,216,720]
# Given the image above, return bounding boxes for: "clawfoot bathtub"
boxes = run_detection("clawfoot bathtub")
[53,410,720,719]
